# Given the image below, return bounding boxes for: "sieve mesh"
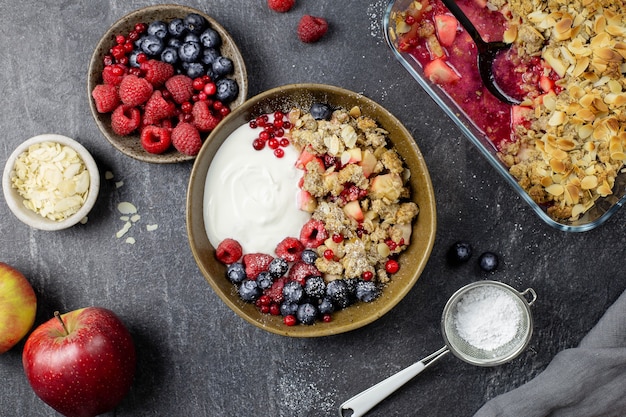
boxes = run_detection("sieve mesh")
[441,282,534,366]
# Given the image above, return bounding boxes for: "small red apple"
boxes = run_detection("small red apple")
[23,307,136,417]
[0,262,37,354]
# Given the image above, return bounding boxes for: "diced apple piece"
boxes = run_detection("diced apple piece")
[424,58,460,85]
[391,223,413,246]
[370,173,403,201]
[295,148,316,170]
[511,105,532,127]
[359,149,378,177]
[434,14,458,47]
[340,148,362,165]
[539,75,555,93]
[343,200,364,222]
[298,190,317,213]
[473,0,487,7]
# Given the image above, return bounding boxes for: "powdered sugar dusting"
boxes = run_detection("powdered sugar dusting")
[277,360,335,415]
[367,0,387,41]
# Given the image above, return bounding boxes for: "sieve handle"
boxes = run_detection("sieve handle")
[520,288,537,306]
[339,346,449,417]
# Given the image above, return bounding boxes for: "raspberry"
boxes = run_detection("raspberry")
[299,219,328,248]
[91,84,120,113]
[110,105,141,136]
[191,101,221,132]
[267,0,295,12]
[140,125,172,154]
[143,90,176,125]
[140,59,175,87]
[265,276,287,303]
[118,74,153,106]
[297,15,328,43]
[275,237,305,262]
[243,253,274,279]
[171,122,203,156]
[215,238,243,264]
[102,64,127,85]
[287,261,320,286]
[165,74,194,104]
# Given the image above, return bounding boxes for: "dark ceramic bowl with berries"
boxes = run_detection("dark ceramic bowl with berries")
[187,83,437,337]
[88,4,248,163]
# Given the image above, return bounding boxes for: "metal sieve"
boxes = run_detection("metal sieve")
[339,280,537,417]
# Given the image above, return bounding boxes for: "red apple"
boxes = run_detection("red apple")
[0,262,37,354]
[22,307,136,417]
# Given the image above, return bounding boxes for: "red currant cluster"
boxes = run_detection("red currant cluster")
[104,23,148,76]
[248,111,293,158]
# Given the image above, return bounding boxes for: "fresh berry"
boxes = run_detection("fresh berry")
[310,102,332,120]
[139,35,165,57]
[299,219,328,248]
[215,238,243,264]
[301,249,318,265]
[226,262,246,284]
[165,74,194,104]
[296,303,318,325]
[318,297,335,315]
[171,122,203,156]
[102,64,127,85]
[160,46,179,65]
[118,74,153,106]
[447,241,473,265]
[478,252,499,272]
[284,315,297,326]
[147,20,168,39]
[238,279,262,302]
[280,301,299,317]
[304,276,326,299]
[268,258,289,278]
[243,253,274,279]
[212,56,233,77]
[275,237,305,262]
[168,18,186,37]
[141,59,175,87]
[178,41,202,63]
[355,280,380,302]
[256,271,274,290]
[385,259,400,274]
[215,78,239,103]
[287,261,320,286]
[297,15,329,43]
[184,13,208,35]
[282,281,304,304]
[143,90,176,125]
[326,279,351,309]
[91,84,120,113]
[191,101,221,132]
[265,277,287,303]
[268,0,295,13]
[200,28,222,49]
[140,125,172,154]
[111,105,141,136]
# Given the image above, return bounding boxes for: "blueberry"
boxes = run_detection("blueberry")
[212,56,234,77]
[301,249,318,265]
[310,103,333,120]
[268,258,288,278]
[168,38,183,49]
[184,13,208,35]
[178,41,201,63]
[168,18,186,37]
[183,33,201,44]
[317,297,335,315]
[226,262,246,284]
[297,303,318,325]
[256,271,274,290]
[140,35,165,56]
[326,280,351,309]
[238,279,261,302]
[479,252,499,272]
[304,276,326,299]
[215,78,239,103]
[282,281,304,304]
[200,47,220,65]
[447,241,473,265]
[200,28,222,49]
[355,280,380,302]
[147,20,168,39]
[128,50,142,68]
[280,301,299,317]
[160,46,179,65]
[183,62,205,78]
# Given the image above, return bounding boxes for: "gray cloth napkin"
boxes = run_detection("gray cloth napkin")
[474,289,626,417]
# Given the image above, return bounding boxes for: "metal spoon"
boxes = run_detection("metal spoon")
[440,0,521,105]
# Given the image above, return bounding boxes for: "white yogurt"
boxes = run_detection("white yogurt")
[203,120,310,255]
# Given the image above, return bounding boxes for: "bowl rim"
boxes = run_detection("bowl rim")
[186,83,437,337]
[87,3,249,164]
[2,134,100,231]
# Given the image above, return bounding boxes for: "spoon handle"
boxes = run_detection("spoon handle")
[440,0,486,48]
[339,346,450,417]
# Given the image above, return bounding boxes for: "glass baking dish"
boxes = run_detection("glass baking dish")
[382,0,626,232]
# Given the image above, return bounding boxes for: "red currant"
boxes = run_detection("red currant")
[362,271,374,281]
[259,305,270,314]
[253,138,265,150]
[274,127,284,137]
[219,107,230,117]
[136,52,148,64]
[203,82,217,96]
[134,23,147,33]
[249,120,258,129]
[283,121,292,129]
[274,148,285,158]
[192,77,205,90]
[115,34,126,45]
[259,131,270,141]
[181,102,193,114]
[405,15,416,25]
[269,303,281,316]
[324,249,334,260]
[385,259,400,274]
[268,138,279,149]
[279,138,290,147]
[284,315,297,326]
[332,234,343,243]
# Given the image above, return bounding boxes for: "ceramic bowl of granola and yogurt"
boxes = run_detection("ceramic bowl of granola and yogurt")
[3,134,100,231]
[186,83,437,337]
